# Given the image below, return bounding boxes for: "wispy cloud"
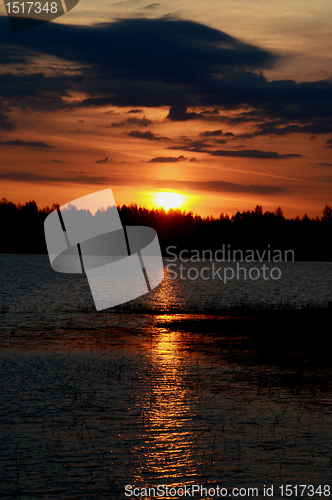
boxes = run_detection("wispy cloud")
[0,171,110,184]
[0,169,285,196]
[154,179,285,195]
[0,139,53,148]
[143,3,160,8]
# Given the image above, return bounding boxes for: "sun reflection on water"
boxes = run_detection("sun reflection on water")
[132,318,200,482]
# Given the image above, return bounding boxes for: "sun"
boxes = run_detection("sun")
[155,192,184,211]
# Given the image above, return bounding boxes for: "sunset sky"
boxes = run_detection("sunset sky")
[0,0,332,217]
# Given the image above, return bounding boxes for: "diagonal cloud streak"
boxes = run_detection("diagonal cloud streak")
[0,170,285,195]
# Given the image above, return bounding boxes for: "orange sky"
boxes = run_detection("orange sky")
[0,1,331,218]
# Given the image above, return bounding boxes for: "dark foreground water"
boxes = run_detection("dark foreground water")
[1,317,332,499]
[0,255,332,499]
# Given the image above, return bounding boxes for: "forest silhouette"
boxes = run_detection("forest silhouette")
[1,198,331,261]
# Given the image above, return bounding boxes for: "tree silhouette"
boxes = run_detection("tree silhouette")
[0,198,331,261]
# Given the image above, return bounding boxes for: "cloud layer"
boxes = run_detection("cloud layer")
[1,15,331,138]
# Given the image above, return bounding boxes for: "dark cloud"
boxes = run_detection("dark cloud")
[144,3,160,8]
[201,108,220,115]
[167,106,201,121]
[169,141,300,158]
[0,109,15,131]
[96,157,114,163]
[149,155,187,163]
[199,130,231,143]
[109,116,153,127]
[0,139,52,148]
[0,46,31,65]
[0,16,275,111]
[0,69,78,111]
[49,159,69,163]
[326,138,332,148]
[169,139,213,152]
[217,112,265,125]
[209,149,301,159]
[128,130,170,140]
[189,157,199,162]
[167,106,226,121]
[127,109,143,113]
[200,130,224,137]
[0,15,332,136]
[240,119,332,138]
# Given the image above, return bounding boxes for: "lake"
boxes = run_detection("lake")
[0,254,331,499]
[1,255,331,314]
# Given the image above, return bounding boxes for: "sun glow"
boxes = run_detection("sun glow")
[155,192,184,211]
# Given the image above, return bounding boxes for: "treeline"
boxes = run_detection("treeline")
[1,198,331,260]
